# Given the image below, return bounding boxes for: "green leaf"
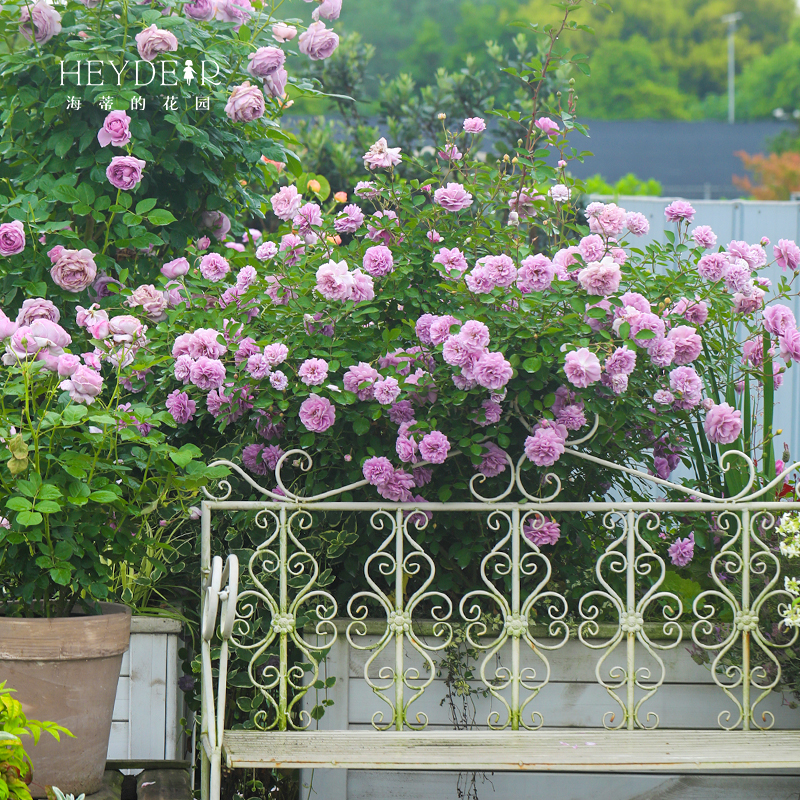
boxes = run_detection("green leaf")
[521,357,541,373]
[49,567,71,585]
[6,497,32,512]
[34,500,61,514]
[17,511,43,526]
[170,443,202,468]
[352,417,370,436]
[62,406,88,425]
[38,484,62,500]
[89,490,120,503]
[147,209,177,226]
[135,198,158,215]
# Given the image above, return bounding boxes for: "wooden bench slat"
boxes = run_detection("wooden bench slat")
[222,729,800,772]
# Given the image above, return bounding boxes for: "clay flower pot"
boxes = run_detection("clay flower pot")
[0,603,131,797]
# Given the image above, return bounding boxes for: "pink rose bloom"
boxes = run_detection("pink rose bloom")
[199,253,231,282]
[270,186,302,221]
[473,351,513,390]
[279,233,305,265]
[314,0,342,20]
[344,362,379,400]
[17,298,59,326]
[579,234,606,262]
[419,431,450,464]
[60,365,102,404]
[589,203,626,237]
[625,212,650,237]
[734,290,764,315]
[363,456,395,486]
[374,377,401,405]
[298,20,339,60]
[668,534,694,567]
[166,389,196,424]
[0,311,17,340]
[396,435,418,464]
[363,137,402,170]
[270,370,288,390]
[429,315,460,345]
[669,366,703,410]
[334,204,364,234]
[183,0,215,19]
[189,357,226,390]
[362,245,394,277]
[629,312,665,347]
[47,245,63,264]
[434,183,473,212]
[774,239,800,271]
[315,259,354,301]
[523,517,561,547]
[51,248,97,292]
[299,393,336,432]
[173,356,193,383]
[697,252,728,282]
[742,339,763,367]
[508,189,541,220]
[234,337,260,364]
[256,242,278,261]
[763,303,796,337]
[298,357,329,386]
[427,230,442,244]
[201,211,231,240]
[0,221,25,256]
[292,202,323,235]
[188,328,227,359]
[366,210,401,245]
[703,402,742,445]
[442,336,472,367]
[56,353,80,378]
[524,423,567,467]
[263,342,288,366]
[780,327,800,362]
[246,352,271,379]
[215,0,252,26]
[262,66,288,98]
[161,257,190,279]
[247,46,285,78]
[225,82,265,122]
[667,325,702,364]
[106,156,145,191]
[517,254,555,293]
[272,23,297,42]
[463,117,486,133]
[465,265,495,294]
[127,284,167,322]
[578,256,621,296]
[476,442,508,477]
[649,338,676,368]
[480,254,517,287]
[548,184,570,203]
[556,403,586,430]
[109,315,145,345]
[97,110,131,148]
[564,348,601,388]
[605,346,636,376]
[19,0,61,44]
[664,200,695,223]
[672,297,709,326]
[459,320,490,354]
[534,117,560,136]
[653,390,674,405]
[349,269,374,303]
[691,225,717,249]
[433,247,468,276]
[135,25,178,61]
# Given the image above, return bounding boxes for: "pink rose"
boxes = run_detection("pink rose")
[106,156,146,191]
[298,393,336,432]
[564,348,601,388]
[97,110,132,148]
[16,297,59,326]
[199,253,230,282]
[127,284,168,322]
[200,211,231,240]
[60,365,103,405]
[0,311,17,340]
[56,353,81,377]
[161,257,190,278]
[19,1,61,44]
[0,220,25,256]
[272,23,297,42]
[51,248,97,292]
[183,0,215,19]
[247,46,285,78]
[298,20,339,61]
[225,82,265,123]
[135,25,178,62]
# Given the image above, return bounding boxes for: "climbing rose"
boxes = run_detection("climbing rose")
[201,211,231,240]
[166,390,196,424]
[463,117,486,133]
[578,256,621,296]
[477,443,508,477]
[764,304,796,337]
[374,377,401,405]
[161,257,190,278]
[564,349,601,388]
[664,200,695,223]
[419,431,450,464]
[605,346,636,376]
[517,254,555,293]
[668,534,695,567]
[363,138,401,170]
[106,156,146,190]
[272,23,296,42]
[434,183,473,212]
[60,365,102,404]
[334,205,364,234]
[534,117,559,135]
[669,366,703,410]
[775,239,800,271]
[199,253,231,282]
[780,327,800,362]
[135,25,178,61]
[184,0,215,19]
[299,394,336,432]
[19,1,61,44]
[523,517,561,547]
[247,46,285,78]
[270,186,303,221]
[315,259,354,301]
[97,110,131,147]
[18,298,59,326]
[472,352,513,390]
[434,247,468,276]
[548,184,570,203]
[697,253,728,282]
[225,82,265,122]
[51,249,97,293]
[363,456,394,486]
[298,20,339,60]
[189,357,226,389]
[298,357,328,386]
[625,212,650,237]
[0,221,25,256]
[362,245,394,277]
[703,402,742,444]
[588,203,626,237]
[667,325,702,364]
[524,423,567,467]
[691,225,717,249]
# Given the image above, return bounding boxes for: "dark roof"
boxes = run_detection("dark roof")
[567,120,797,199]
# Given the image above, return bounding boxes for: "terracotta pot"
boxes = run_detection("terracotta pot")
[0,602,131,797]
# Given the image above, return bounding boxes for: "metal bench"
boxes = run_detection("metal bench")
[198,444,800,800]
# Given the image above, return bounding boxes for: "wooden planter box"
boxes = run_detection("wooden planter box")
[299,621,800,800]
[108,617,186,762]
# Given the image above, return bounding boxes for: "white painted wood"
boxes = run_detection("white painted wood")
[108,620,185,762]
[346,771,800,800]
[223,729,800,771]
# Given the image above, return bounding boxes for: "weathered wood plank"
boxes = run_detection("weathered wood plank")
[129,631,168,759]
[107,721,130,760]
[222,729,800,772]
[112,677,130,721]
